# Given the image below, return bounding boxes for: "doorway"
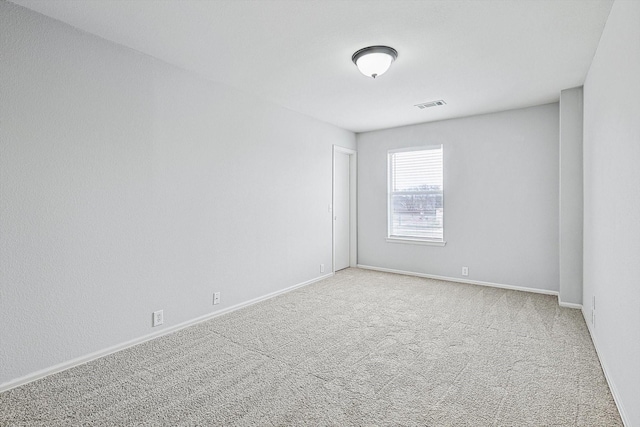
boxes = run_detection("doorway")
[333,146,357,272]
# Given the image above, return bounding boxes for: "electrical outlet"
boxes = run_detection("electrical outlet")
[213,292,221,305]
[320,264,325,273]
[152,310,163,327]
[462,266,469,276]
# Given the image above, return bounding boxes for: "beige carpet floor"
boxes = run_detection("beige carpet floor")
[0,268,622,426]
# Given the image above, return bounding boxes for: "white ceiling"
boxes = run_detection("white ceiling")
[11,0,614,133]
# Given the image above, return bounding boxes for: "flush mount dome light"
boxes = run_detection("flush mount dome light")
[352,45,398,78]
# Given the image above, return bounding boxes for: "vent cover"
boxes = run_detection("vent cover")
[415,100,446,109]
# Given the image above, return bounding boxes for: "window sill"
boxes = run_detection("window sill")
[386,237,446,247]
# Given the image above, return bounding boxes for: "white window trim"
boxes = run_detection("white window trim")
[387,145,445,246]
[386,237,446,246]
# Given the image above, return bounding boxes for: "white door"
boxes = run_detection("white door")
[334,151,350,271]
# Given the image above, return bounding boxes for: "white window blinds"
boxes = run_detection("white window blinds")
[388,146,444,242]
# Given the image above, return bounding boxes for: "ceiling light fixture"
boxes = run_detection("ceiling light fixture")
[352,46,398,79]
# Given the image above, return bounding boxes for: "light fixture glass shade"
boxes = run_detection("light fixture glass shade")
[352,46,398,78]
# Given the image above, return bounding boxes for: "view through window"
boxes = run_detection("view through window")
[388,145,444,242]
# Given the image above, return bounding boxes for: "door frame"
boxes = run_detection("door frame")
[332,145,357,272]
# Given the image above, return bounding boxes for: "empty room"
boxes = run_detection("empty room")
[1,0,638,425]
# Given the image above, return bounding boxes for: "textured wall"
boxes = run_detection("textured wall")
[357,104,560,292]
[0,2,354,386]
[559,87,584,306]
[583,0,640,424]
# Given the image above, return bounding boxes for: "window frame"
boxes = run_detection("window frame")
[386,145,446,247]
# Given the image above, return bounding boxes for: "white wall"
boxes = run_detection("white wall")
[582,0,640,425]
[0,2,355,387]
[357,104,559,292]
[559,87,584,306]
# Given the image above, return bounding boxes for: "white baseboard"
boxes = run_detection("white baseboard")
[357,264,559,296]
[0,272,334,393]
[558,300,583,309]
[582,308,630,427]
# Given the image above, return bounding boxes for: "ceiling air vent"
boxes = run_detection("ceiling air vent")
[415,100,447,109]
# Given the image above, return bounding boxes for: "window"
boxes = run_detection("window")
[388,145,444,245]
